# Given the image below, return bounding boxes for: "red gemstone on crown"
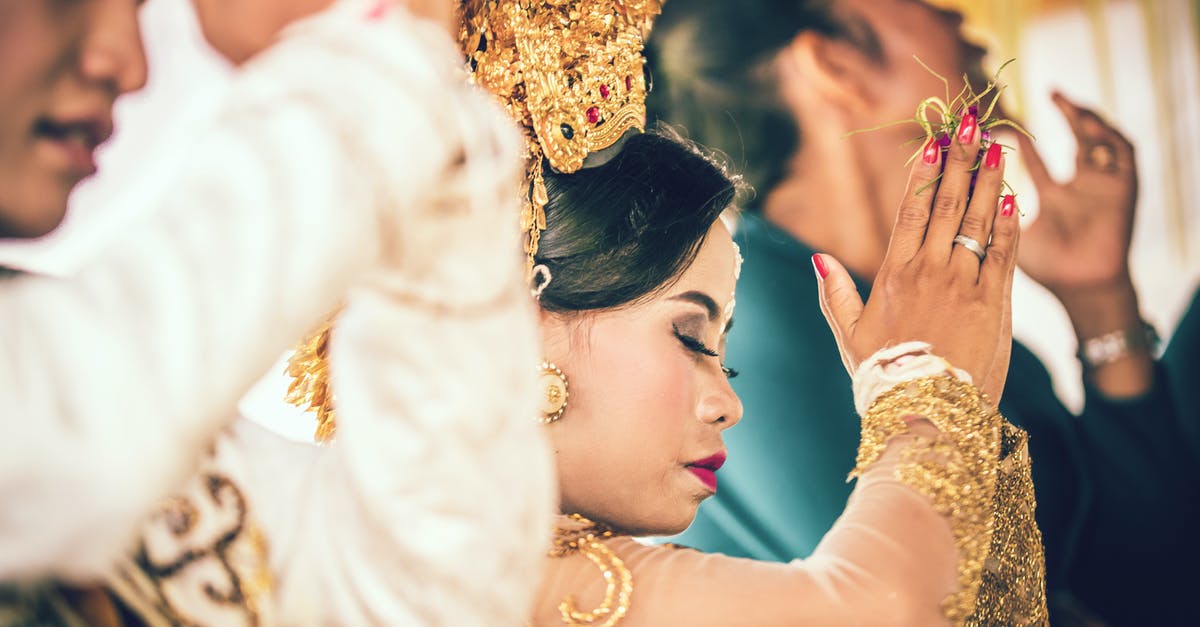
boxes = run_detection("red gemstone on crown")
[586,106,600,124]
[625,75,633,90]
[600,84,610,99]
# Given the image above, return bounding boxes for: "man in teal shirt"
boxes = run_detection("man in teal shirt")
[649,0,1199,623]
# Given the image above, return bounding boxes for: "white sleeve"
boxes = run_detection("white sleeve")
[197,7,557,619]
[0,6,511,583]
[232,266,554,626]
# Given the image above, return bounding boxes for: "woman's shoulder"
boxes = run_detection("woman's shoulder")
[532,534,846,627]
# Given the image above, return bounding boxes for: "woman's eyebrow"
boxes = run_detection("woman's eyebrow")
[669,290,719,321]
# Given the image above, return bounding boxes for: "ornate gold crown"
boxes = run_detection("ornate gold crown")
[286,1,663,443]
[460,0,662,274]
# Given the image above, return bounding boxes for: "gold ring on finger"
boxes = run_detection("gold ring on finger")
[1087,143,1117,171]
[953,234,986,262]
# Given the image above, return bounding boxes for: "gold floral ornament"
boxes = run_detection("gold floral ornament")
[459,0,662,276]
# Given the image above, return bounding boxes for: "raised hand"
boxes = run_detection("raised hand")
[814,113,1021,402]
[1015,92,1138,294]
[1014,93,1152,397]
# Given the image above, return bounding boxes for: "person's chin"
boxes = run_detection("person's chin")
[0,192,69,239]
[662,497,704,536]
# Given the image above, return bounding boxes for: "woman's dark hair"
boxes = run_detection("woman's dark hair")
[535,128,737,313]
[645,0,879,208]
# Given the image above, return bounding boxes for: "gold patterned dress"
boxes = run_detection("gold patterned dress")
[533,375,1048,626]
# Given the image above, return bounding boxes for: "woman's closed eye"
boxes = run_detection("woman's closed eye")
[673,324,738,379]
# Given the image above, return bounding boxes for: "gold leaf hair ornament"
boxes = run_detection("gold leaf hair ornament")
[284,318,339,442]
[459,0,664,277]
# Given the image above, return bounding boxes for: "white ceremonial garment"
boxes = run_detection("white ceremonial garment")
[1,3,553,624]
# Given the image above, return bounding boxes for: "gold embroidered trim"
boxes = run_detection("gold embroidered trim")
[850,374,1003,624]
[108,473,273,627]
[966,423,1049,626]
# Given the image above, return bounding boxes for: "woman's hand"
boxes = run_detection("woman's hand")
[814,116,1021,402]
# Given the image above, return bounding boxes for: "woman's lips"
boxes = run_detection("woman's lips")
[687,466,718,493]
[685,451,727,493]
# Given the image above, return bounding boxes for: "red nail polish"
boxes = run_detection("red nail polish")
[812,253,829,279]
[922,137,940,165]
[957,113,978,144]
[985,142,1003,168]
[1001,195,1016,216]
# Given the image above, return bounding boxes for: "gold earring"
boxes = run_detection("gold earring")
[537,361,569,424]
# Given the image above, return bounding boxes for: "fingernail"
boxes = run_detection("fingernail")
[922,137,941,165]
[1001,194,1016,216]
[812,253,829,279]
[957,113,978,144]
[985,142,1003,168]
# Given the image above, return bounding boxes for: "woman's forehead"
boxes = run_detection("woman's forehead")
[674,222,738,306]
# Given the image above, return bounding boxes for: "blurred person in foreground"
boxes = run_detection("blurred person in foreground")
[0,0,552,623]
[647,0,1198,624]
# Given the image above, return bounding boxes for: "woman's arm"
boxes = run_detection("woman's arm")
[536,428,958,626]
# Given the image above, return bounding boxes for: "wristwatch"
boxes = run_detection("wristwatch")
[1078,320,1161,368]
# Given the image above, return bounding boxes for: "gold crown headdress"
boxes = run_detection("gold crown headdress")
[287,0,663,442]
[461,0,662,275]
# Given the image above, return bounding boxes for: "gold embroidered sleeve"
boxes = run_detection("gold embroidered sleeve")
[850,375,1047,625]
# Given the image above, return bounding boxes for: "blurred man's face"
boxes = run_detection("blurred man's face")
[190,0,334,64]
[842,0,990,126]
[0,0,147,239]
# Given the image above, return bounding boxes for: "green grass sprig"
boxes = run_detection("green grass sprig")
[848,57,1033,199]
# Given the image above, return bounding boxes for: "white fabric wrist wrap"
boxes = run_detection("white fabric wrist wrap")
[851,341,974,416]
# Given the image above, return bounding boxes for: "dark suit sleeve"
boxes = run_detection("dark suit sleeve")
[1067,348,1200,625]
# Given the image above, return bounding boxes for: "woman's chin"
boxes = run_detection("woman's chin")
[647,505,701,537]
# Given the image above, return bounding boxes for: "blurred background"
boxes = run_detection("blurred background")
[1,0,1196,435]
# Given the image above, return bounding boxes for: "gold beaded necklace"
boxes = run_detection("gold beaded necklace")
[547,514,633,626]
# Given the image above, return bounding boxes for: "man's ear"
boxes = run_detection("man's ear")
[777,30,877,115]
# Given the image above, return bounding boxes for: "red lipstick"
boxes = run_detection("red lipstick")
[686,452,727,493]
